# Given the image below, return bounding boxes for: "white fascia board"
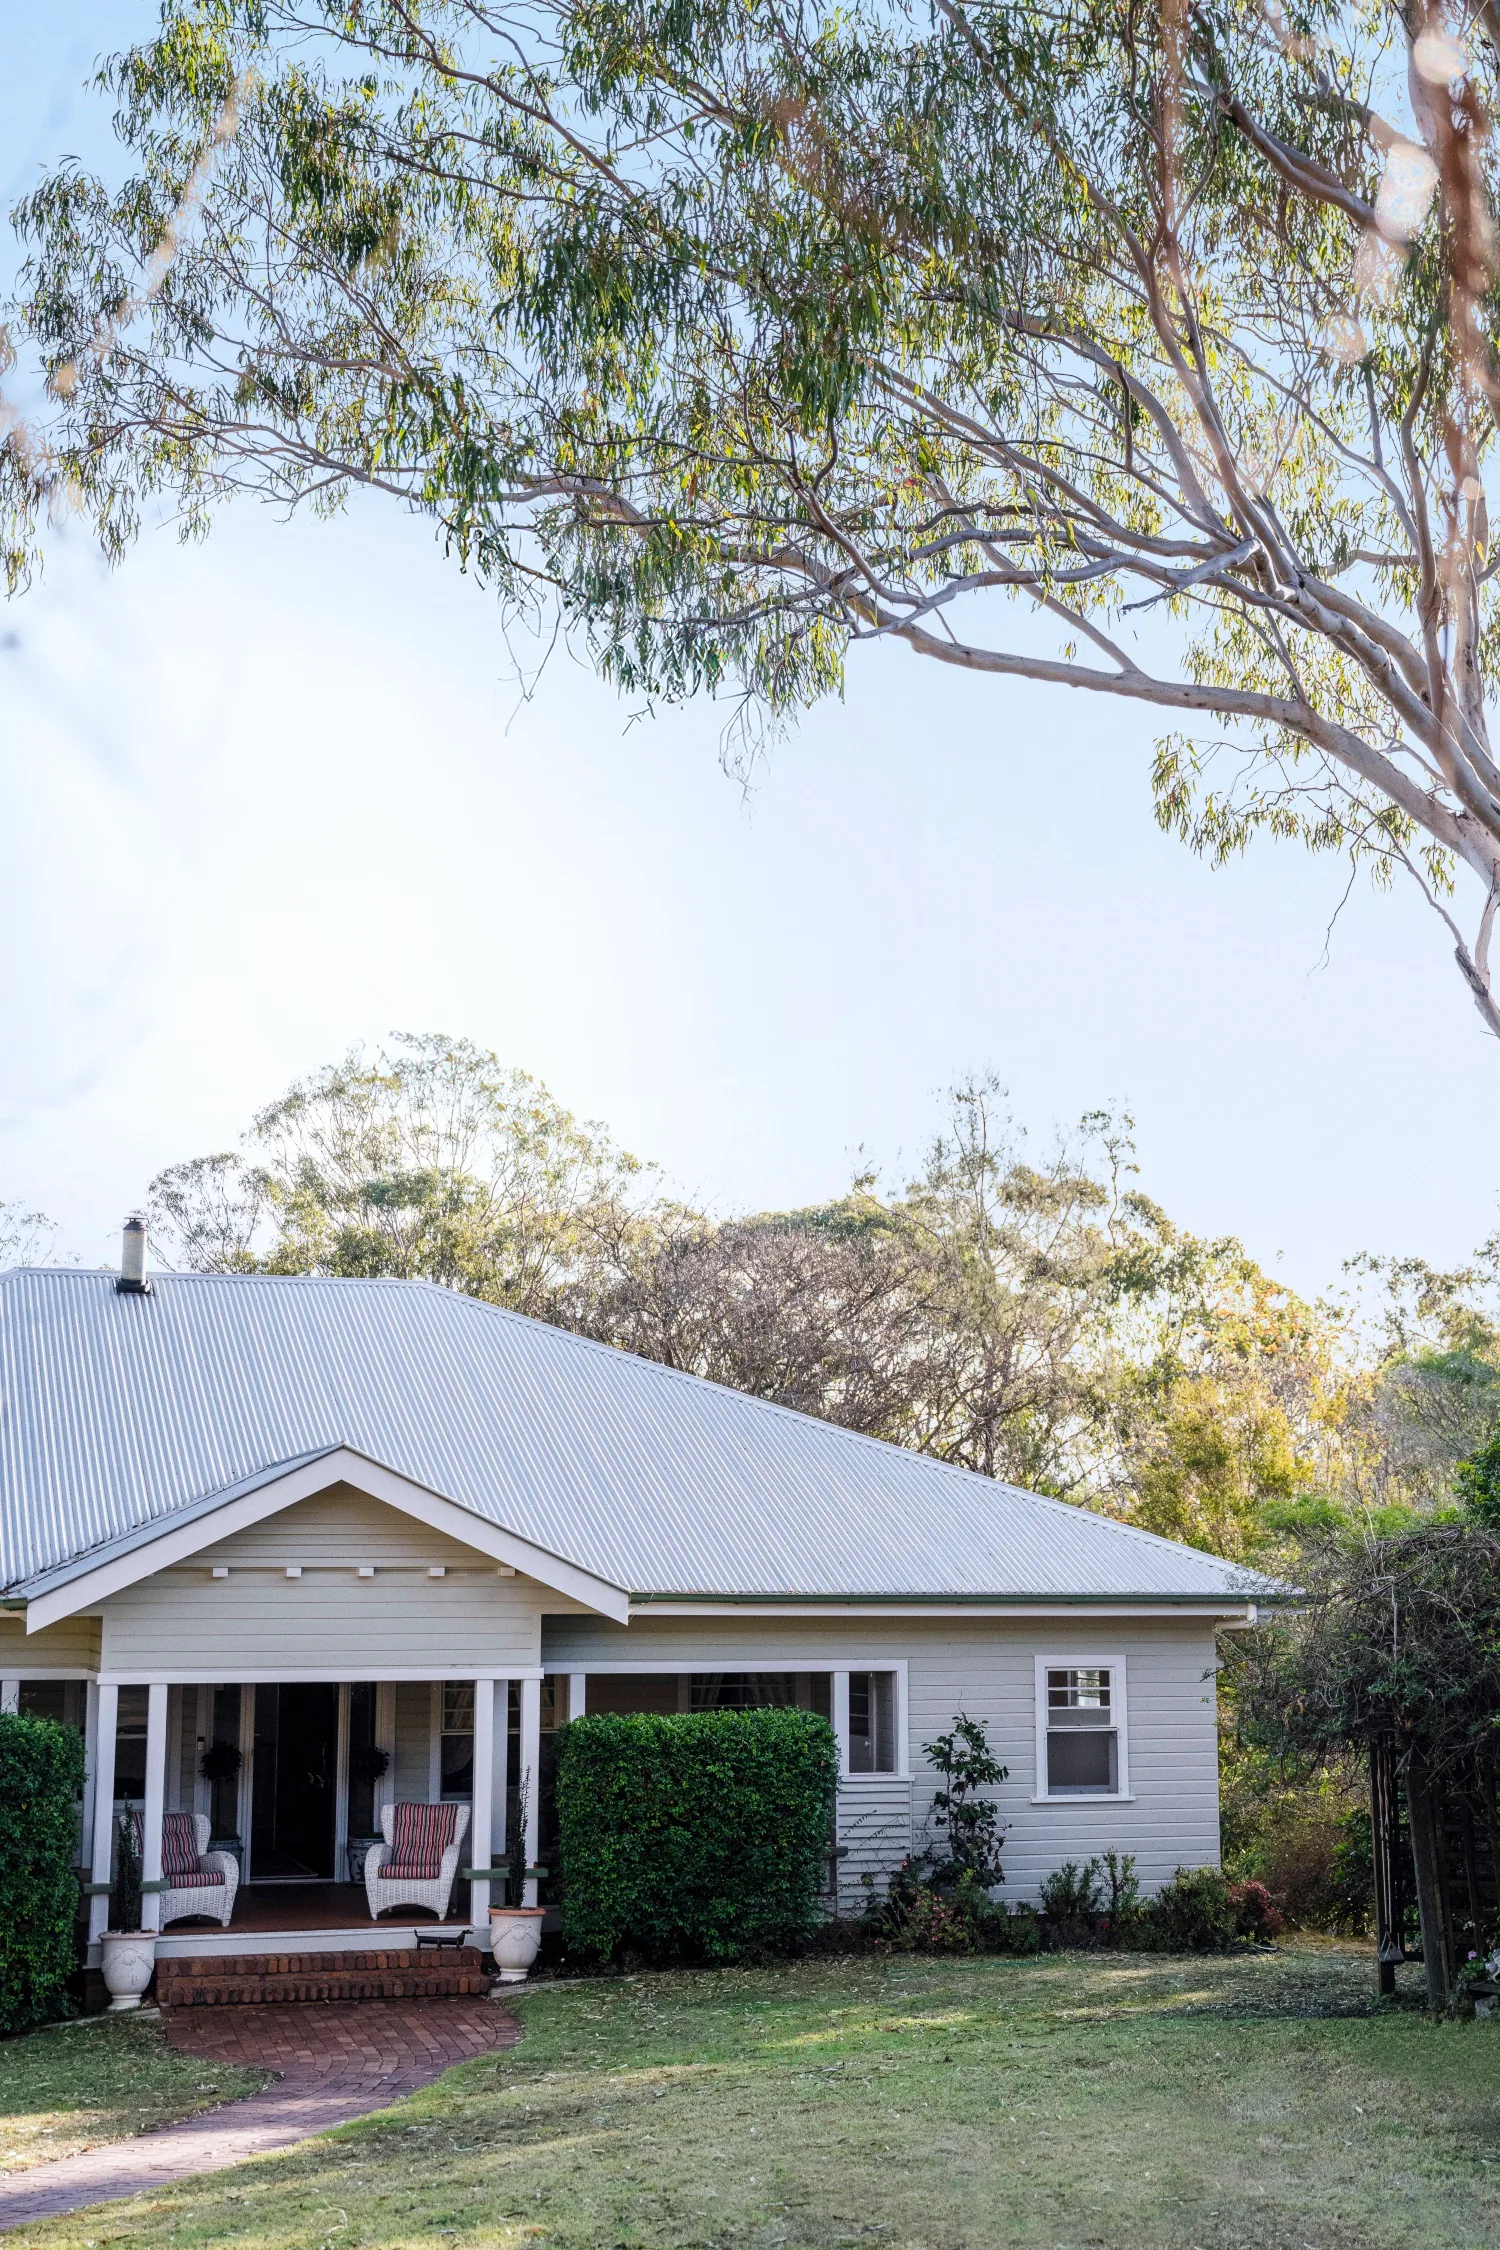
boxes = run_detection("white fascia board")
[624,1600,1254,1621]
[26,1449,629,1630]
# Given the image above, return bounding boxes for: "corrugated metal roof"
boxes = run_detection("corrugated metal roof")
[0,1270,1274,1604]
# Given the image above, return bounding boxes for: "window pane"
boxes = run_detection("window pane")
[690,1673,796,1711]
[116,1685,149,1799]
[347,1682,378,1839]
[848,1673,897,1772]
[442,1683,475,1733]
[1047,1668,1110,1711]
[1047,1729,1116,1793]
[440,1730,474,1795]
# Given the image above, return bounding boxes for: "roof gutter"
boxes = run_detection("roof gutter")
[627,1587,1287,1609]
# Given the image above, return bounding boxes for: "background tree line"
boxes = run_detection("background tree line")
[134,1031,1500,1561]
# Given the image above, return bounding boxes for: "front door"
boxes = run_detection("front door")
[250,1682,339,1879]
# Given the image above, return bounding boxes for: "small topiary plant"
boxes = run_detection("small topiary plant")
[112,1810,143,1935]
[0,1712,87,2034]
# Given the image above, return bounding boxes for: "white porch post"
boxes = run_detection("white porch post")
[469,1677,495,1927]
[0,1679,19,1714]
[567,1672,586,1723]
[139,1683,169,1934]
[832,1672,851,1778]
[80,1680,100,1873]
[493,1680,510,1883]
[88,1683,119,1945]
[519,1675,542,1908]
[192,1685,214,1821]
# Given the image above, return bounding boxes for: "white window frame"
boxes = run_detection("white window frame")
[1033,1654,1132,1803]
[538,1657,910,1781]
[432,1678,477,1802]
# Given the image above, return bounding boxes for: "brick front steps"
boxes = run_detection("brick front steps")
[158,1948,493,2006]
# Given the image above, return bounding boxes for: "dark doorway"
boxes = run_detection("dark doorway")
[250,1683,339,1879]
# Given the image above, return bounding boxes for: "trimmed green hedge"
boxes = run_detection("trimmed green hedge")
[555,1708,839,1963]
[0,1713,86,2034]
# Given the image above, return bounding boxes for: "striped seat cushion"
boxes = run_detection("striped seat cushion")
[386,1801,458,1880]
[132,1810,225,1888]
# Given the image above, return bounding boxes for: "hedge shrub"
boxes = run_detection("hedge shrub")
[555,1708,839,1963]
[0,1713,86,2034]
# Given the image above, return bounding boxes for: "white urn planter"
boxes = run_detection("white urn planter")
[100,1931,157,2012]
[489,1906,546,1986]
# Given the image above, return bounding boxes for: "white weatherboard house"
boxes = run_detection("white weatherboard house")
[0,1242,1271,1963]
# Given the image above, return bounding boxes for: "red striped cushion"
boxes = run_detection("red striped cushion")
[133,1810,225,1887]
[387,1801,457,1879]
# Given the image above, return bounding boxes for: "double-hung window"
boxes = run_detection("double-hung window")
[1037,1659,1127,1798]
[115,1686,150,1801]
[847,1672,897,1773]
[439,1683,475,1798]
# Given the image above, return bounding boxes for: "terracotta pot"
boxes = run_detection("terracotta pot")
[488,1906,546,1985]
[100,1930,157,2012]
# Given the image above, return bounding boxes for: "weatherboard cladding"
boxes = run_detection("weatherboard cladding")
[0,1270,1266,1603]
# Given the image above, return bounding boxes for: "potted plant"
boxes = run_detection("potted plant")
[489,1772,546,1986]
[100,1809,156,2012]
[1455,1947,1500,2018]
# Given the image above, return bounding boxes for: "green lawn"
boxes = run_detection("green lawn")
[9,1948,1500,2250]
[0,2010,266,2173]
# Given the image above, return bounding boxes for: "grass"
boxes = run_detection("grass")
[7,1947,1500,2249]
[0,2009,266,2173]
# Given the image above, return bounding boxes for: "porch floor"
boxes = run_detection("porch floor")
[168,1884,470,1935]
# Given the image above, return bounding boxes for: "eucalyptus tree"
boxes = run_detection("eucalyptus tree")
[0,1201,57,1269]
[7,1,1500,1022]
[147,1032,645,1310]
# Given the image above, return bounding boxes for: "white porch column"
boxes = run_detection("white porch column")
[832,1671,851,1778]
[139,1683,169,1934]
[519,1675,542,1908]
[88,1683,119,1945]
[567,1672,587,1723]
[469,1677,495,1927]
[493,1680,510,1880]
[0,1679,19,1714]
[192,1685,214,1821]
[80,1680,100,1873]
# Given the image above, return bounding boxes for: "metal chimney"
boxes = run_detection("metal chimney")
[117,1214,152,1296]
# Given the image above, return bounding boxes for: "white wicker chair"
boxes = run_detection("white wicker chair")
[364,1802,470,1922]
[137,1811,240,1930]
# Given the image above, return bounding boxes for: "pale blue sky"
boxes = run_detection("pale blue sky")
[1,1,1497,1290]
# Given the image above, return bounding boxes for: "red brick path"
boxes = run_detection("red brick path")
[0,1998,520,2233]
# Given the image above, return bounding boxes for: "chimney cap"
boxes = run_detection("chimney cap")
[117,1213,152,1296]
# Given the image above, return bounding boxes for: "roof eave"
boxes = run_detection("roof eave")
[627,1585,1285,1609]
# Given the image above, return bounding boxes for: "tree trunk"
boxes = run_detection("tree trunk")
[1370,1740,1403,1999]
[1406,1752,1452,2008]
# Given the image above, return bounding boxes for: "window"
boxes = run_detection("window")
[690,1673,797,1711]
[18,1680,85,1731]
[346,1682,380,1839]
[1038,1661,1126,1798]
[115,1686,149,1801]
[439,1682,474,1797]
[847,1673,897,1773]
